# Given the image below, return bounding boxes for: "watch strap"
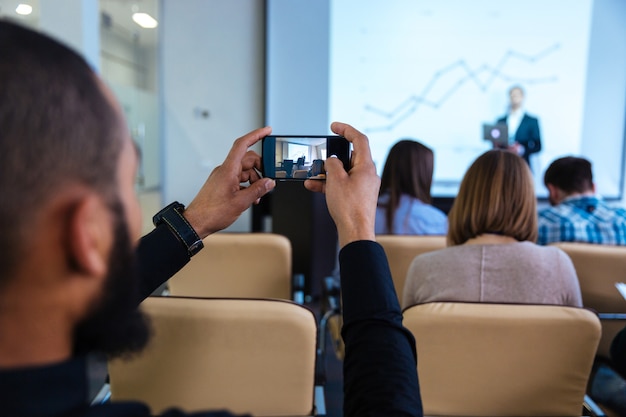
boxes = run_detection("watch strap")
[153,202,204,257]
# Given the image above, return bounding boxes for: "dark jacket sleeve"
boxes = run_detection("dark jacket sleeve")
[519,115,541,156]
[497,114,542,160]
[135,223,191,301]
[339,241,423,417]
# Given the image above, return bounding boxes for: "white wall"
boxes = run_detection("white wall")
[581,0,626,201]
[160,0,265,232]
[266,0,330,133]
[100,18,160,192]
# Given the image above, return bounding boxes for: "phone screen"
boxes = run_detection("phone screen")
[261,135,351,180]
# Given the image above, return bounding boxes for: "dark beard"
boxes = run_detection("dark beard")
[72,203,151,359]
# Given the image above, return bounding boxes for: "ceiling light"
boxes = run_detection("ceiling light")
[132,12,157,29]
[15,3,33,15]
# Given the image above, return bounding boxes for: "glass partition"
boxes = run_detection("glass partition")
[100,0,160,194]
[0,0,162,232]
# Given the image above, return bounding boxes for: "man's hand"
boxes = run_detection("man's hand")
[183,127,276,238]
[304,122,380,248]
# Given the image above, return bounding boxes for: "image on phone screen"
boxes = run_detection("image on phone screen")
[261,135,350,180]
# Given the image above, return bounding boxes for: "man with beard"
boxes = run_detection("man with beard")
[0,20,422,417]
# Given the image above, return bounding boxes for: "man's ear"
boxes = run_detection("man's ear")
[66,195,113,278]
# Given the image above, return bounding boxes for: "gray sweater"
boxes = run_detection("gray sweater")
[402,241,583,309]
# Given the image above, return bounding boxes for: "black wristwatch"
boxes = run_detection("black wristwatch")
[153,201,204,257]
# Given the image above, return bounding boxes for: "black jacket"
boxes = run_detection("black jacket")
[497,113,542,165]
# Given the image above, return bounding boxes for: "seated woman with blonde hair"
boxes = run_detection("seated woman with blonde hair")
[402,149,582,308]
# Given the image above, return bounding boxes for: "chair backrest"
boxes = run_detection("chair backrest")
[376,235,446,301]
[168,233,292,299]
[109,296,317,416]
[402,302,601,416]
[552,242,626,357]
[293,169,309,179]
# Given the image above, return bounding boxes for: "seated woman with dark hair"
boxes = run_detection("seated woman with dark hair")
[375,140,447,235]
[402,150,582,308]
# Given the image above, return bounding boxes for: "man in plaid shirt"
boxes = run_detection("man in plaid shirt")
[537,156,626,246]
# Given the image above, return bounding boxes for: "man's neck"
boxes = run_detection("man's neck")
[563,191,596,200]
[557,191,596,205]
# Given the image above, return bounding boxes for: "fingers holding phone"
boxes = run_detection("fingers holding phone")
[184,127,276,238]
[307,122,380,247]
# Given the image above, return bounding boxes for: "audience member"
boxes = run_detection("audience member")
[538,156,626,245]
[539,159,626,416]
[0,21,422,417]
[375,139,447,235]
[402,150,582,309]
[495,85,542,166]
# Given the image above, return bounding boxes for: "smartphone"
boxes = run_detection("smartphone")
[261,135,351,180]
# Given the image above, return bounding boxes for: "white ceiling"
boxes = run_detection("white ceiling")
[0,0,159,46]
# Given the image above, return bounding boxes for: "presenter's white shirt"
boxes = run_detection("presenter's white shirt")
[506,108,524,141]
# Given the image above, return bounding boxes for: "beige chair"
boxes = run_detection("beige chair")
[109,296,317,416]
[552,242,626,358]
[293,169,309,179]
[168,233,292,300]
[376,235,446,302]
[403,302,601,417]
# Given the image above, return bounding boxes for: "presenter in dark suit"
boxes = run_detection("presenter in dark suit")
[496,85,541,166]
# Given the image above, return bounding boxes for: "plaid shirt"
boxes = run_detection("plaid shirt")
[538,195,626,245]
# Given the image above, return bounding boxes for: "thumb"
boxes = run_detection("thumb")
[324,155,347,180]
[236,178,275,207]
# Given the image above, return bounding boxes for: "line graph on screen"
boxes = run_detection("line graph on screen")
[364,43,560,133]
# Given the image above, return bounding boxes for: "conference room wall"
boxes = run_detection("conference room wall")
[160,0,265,232]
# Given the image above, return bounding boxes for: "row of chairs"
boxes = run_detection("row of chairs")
[374,235,626,360]
[325,236,626,416]
[107,297,604,417]
[108,233,626,416]
[361,236,626,416]
[108,297,603,417]
[164,234,626,346]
